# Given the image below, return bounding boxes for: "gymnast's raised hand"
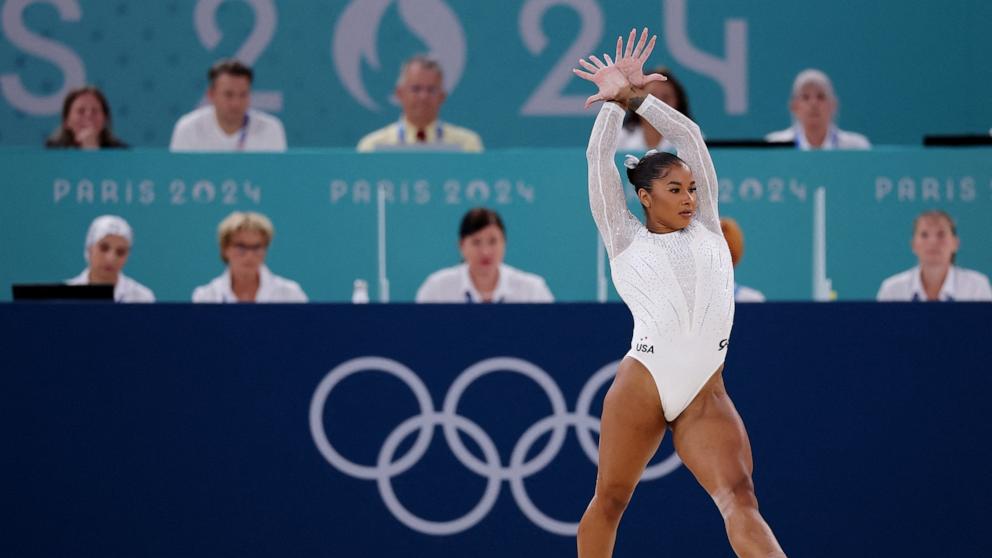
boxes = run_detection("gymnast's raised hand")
[572,28,667,108]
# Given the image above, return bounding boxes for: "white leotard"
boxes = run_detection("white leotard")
[587,96,735,421]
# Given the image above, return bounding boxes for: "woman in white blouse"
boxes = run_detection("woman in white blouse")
[66,215,154,302]
[192,211,307,303]
[877,210,991,301]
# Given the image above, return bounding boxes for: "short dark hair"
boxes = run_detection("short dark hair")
[208,59,253,86]
[459,208,505,240]
[626,151,688,207]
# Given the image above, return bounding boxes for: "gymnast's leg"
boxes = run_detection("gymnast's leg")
[671,367,787,557]
[577,357,667,558]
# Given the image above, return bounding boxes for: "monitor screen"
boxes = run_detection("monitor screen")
[11,284,115,301]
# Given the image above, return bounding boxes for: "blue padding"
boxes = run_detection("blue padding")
[1,303,990,556]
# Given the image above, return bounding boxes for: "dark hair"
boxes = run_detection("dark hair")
[45,86,127,149]
[626,151,688,207]
[459,208,505,240]
[208,59,253,86]
[623,66,692,130]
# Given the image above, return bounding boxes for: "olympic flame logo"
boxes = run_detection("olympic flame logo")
[309,356,681,536]
[332,0,466,110]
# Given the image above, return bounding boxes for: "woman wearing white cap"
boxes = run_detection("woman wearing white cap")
[766,68,870,150]
[66,215,155,302]
[192,211,307,303]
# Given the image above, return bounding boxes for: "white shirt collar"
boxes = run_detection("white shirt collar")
[909,265,958,301]
[399,117,442,143]
[458,263,508,303]
[218,264,275,302]
[793,122,840,150]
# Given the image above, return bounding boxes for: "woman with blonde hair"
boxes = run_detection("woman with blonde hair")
[192,211,307,302]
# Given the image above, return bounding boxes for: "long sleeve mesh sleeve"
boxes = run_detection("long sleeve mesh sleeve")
[635,95,721,236]
[587,102,643,260]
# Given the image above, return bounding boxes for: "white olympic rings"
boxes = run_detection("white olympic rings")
[309,356,682,536]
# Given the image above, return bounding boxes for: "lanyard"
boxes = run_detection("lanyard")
[236,114,250,150]
[464,290,504,303]
[397,120,443,144]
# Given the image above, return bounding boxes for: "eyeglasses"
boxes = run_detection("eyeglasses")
[230,242,267,254]
[405,84,442,96]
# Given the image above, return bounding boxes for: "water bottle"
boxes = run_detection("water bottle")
[352,279,369,304]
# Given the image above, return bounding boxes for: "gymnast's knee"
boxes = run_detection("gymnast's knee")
[590,483,636,523]
[711,476,758,519]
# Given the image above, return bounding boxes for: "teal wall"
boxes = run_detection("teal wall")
[1,0,990,148]
[2,148,989,302]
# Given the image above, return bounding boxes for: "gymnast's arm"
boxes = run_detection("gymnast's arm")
[587,102,641,260]
[635,95,722,236]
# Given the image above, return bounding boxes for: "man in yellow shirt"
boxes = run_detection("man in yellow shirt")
[357,55,483,152]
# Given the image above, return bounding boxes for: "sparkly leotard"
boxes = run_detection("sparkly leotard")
[587,96,735,421]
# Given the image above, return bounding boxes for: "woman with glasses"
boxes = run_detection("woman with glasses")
[192,211,307,303]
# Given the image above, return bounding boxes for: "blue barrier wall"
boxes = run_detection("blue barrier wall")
[1,303,990,557]
[2,148,991,302]
[1,0,990,147]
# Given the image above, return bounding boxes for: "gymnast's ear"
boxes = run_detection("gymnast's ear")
[637,187,652,208]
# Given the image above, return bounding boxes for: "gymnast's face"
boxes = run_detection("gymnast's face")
[88,234,130,284]
[912,215,958,268]
[459,224,505,275]
[640,163,697,233]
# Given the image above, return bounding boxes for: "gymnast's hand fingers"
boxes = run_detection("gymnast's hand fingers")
[573,67,596,81]
[639,34,658,63]
[578,58,599,73]
[624,28,637,58]
[632,27,649,59]
[584,93,605,109]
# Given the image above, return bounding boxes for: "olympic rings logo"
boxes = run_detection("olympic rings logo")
[309,356,681,536]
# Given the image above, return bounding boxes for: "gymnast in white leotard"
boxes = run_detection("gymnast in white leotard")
[574,29,787,558]
[591,94,734,422]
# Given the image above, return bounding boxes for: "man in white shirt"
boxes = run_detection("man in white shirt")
[765,69,870,150]
[170,59,286,152]
[357,55,483,152]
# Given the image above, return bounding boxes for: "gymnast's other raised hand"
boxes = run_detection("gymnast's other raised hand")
[572,27,667,109]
